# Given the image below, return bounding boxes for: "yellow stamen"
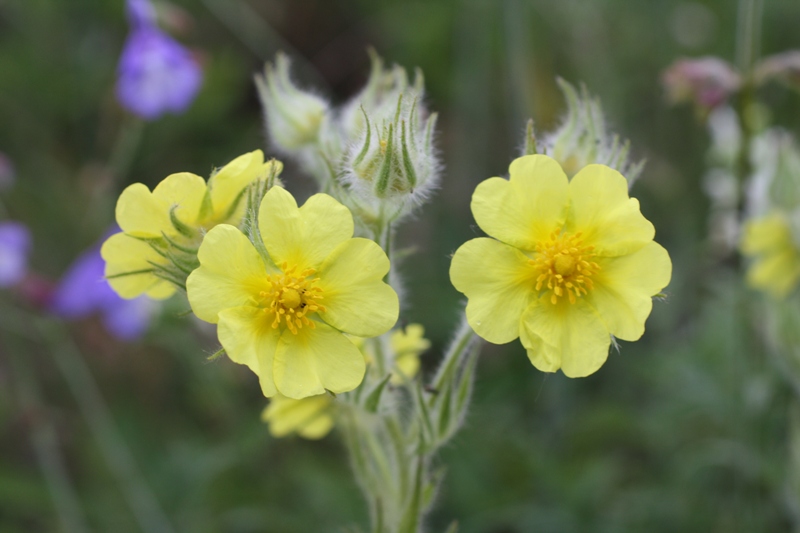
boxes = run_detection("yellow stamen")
[530,230,600,305]
[256,264,326,334]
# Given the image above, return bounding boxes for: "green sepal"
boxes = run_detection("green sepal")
[169,206,196,238]
[363,374,393,413]
[375,123,394,198]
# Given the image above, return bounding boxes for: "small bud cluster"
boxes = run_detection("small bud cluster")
[255,53,331,155]
[523,78,645,186]
[256,51,441,227]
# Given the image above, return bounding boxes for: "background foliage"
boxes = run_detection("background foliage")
[1,0,800,531]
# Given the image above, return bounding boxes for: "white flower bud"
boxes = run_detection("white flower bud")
[255,53,330,154]
[526,79,645,187]
[341,93,439,215]
[339,49,424,139]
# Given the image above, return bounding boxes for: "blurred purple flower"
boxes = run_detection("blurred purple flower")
[0,152,15,191]
[51,241,155,341]
[0,221,31,287]
[116,0,202,120]
[661,57,741,109]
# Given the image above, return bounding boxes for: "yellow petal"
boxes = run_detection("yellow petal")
[187,224,269,323]
[588,242,672,341]
[101,233,175,299]
[207,150,267,220]
[115,183,173,238]
[261,394,334,439]
[450,237,536,344]
[116,173,207,238]
[520,298,611,378]
[316,238,398,337]
[566,165,655,257]
[748,250,800,299]
[741,213,792,255]
[273,321,366,399]
[258,187,354,270]
[217,306,280,397]
[471,155,568,250]
[152,172,207,225]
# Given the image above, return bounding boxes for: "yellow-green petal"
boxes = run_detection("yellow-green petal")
[588,242,672,341]
[116,173,207,238]
[520,298,611,378]
[450,237,536,344]
[187,224,269,324]
[273,321,366,399]
[741,213,792,255]
[261,394,334,439]
[115,183,173,238]
[258,187,354,270]
[152,172,207,225]
[217,306,280,397]
[567,164,654,257]
[208,150,269,220]
[471,155,568,250]
[101,233,175,299]
[317,238,398,337]
[748,250,800,299]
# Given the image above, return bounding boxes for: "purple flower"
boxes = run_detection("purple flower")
[51,241,155,341]
[116,0,202,120]
[0,222,31,287]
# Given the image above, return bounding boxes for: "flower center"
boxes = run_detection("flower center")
[530,231,600,305]
[257,263,326,334]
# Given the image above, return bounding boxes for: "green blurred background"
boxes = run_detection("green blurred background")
[2,0,800,531]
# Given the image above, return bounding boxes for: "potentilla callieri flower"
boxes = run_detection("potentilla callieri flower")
[102,150,282,299]
[741,212,800,299]
[450,155,671,378]
[116,0,203,120]
[261,393,335,440]
[0,221,31,287]
[186,186,399,399]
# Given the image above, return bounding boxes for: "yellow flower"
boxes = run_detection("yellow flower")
[389,324,431,383]
[741,212,800,298]
[352,323,431,384]
[101,150,281,299]
[450,155,671,378]
[261,393,334,440]
[186,186,399,399]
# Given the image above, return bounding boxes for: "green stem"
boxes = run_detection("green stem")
[432,315,478,392]
[4,333,90,533]
[734,0,763,216]
[109,116,145,186]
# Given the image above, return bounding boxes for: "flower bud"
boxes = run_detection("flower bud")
[255,53,331,154]
[526,79,645,185]
[755,51,800,91]
[342,93,439,212]
[749,129,800,216]
[661,57,741,110]
[339,49,425,139]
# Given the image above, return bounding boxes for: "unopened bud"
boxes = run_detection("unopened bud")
[342,94,439,209]
[255,53,330,153]
[340,49,425,139]
[528,79,645,186]
[755,51,800,91]
[661,56,741,110]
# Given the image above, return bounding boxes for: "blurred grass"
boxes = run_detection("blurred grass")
[1,0,800,531]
